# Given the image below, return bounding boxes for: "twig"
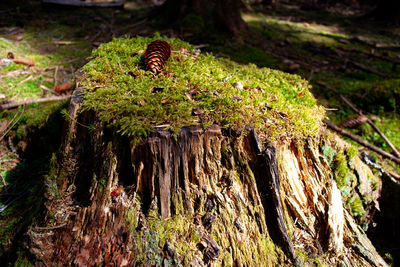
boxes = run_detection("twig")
[317,81,400,158]
[350,61,389,78]
[70,65,75,80]
[387,171,400,181]
[341,47,400,66]
[8,136,18,155]
[33,223,67,231]
[18,75,34,85]
[307,68,315,81]
[323,119,400,165]
[0,106,25,142]
[0,173,7,192]
[53,41,75,45]
[0,95,70,110]
[194,44,209,49]
[53,66,59,90]
[61,57,81,64]
[0,189,27,213]
[40,85,60,96]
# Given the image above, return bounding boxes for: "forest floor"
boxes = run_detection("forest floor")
[0,0,400,264]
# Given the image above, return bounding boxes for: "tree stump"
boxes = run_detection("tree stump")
[25,36,388,266]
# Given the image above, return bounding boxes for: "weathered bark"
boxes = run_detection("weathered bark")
[25,88,389,266]
[158,0,247,35]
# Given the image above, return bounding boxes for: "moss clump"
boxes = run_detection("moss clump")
[348,195,366,217]
[333,151,350,189]
[81,35,324,142]
[125,195,201,266]
[322,144,336,165]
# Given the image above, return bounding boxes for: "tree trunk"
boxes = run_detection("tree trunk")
[24,88,389,266]
[158,0,247,35]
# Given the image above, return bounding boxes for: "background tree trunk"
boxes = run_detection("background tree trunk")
[159,0,247,35]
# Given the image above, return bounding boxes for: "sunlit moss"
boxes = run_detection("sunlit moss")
[347,195,366,217]
[346,145,359,167]
[81,35,324,143]
[333,151,350,189]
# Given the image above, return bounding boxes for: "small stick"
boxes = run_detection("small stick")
[33,223,67,231]
[350,61,389,78]
[0,95,70,110]
[40,85,60,96]
[53,66,59,90]
[18,75,34,85]
[317,81,400,158]
[323,119,400,165]
[0,173,7,192]
[0,106,25,142]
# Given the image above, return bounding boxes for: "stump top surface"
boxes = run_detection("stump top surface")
[79,35,324,142]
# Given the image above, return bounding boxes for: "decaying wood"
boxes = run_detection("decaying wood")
[0,95,70,110]
[199,235,221,262]
[25,88,388,266]
[324,119,400,165]
[317,81,400,158]
[257,145,295,260]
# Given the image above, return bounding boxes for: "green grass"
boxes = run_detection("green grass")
[0,22,91,101]
[81,35,324,142]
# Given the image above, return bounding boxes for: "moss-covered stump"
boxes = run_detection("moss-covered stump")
[26,36,387,266]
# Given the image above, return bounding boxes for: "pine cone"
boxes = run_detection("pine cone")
[339,115,369,128]
[144,40,171,75]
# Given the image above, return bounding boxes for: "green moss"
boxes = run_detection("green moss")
[347,195,366,217]
[346,145,359,168]
[333,151,350,189]
[81,35,324,143]
[2,101,69,142]
[125,195,200,266]
[13,249,36,267]
[322,144,336,165]
[368,174,379,191]
[346,145,358,162]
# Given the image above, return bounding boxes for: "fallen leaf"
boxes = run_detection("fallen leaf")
[55,81,75,94]
[13,58,35,66]
[161,99,172,105]
[192,108,204,115]
[139,100,146,106]
[111,186,124,197]
[277,111,288,118]
[185,92,193,100]
[232,82,243,90]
